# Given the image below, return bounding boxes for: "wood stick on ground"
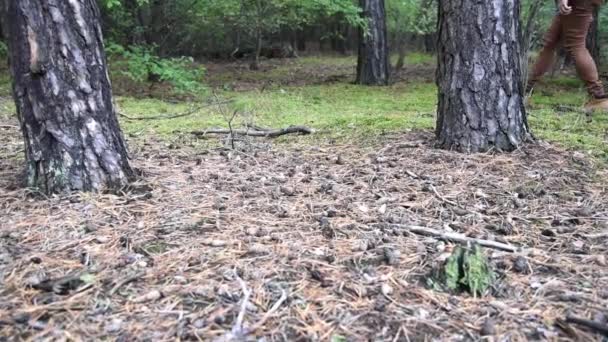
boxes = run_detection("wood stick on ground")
[192,125,313,138]
[247,289,288,334]
[234,276,251,333]
[382,224,523,253]
[0,125,19,129]
[566,315,608,336]
[108,271,146,296]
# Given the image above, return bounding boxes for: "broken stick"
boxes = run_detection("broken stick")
[566,315,608,336]
[380,224,524,253]
[192,125,313,138]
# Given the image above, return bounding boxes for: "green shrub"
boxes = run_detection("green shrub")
[106,43,205,94]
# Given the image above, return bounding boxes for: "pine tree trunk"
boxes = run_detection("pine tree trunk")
[356,0,390,85]
[436,0,529,153]
[520,0,544,88]
[394,38,406,71]
[6,0,135,194]
[587,6,600,66]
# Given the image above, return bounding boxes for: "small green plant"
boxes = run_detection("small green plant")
[106,43,205,94]
[428,245,494,297]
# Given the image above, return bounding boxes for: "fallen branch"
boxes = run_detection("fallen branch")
[380,224,524,253]
[119,100,233,121]
[566,315,608,336]
[108,271,146,296]
[247,289,288,334]
[215,275,287,342]
[0,124,19,129]
[234,276,252,334]
[192,125,313,138]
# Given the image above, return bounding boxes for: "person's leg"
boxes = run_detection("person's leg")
[561,1,605,98]
[527,15,562,92]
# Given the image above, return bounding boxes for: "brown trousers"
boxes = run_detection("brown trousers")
[529,0,604,97]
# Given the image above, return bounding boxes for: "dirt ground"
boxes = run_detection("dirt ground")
[1,118,607,341]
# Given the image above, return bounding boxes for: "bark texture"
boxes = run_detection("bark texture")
[436,0,529,153]
[587,6,600,66]
[356,0,390,85]
[7,0,135,193]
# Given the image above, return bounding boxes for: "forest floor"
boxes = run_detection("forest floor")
[1,55,608,341]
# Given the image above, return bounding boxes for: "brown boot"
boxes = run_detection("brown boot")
[584,95,608,112]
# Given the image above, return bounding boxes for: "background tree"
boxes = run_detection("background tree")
[587,6,600,66]
[436,0,529,152]
[520,0,544,88]
[356,0,390,85]
[6,0,135,193]
[386,0,436,71]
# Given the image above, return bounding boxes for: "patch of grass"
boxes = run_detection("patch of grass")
[404,52,435,65]
[0,56,606,162]
[528,77,608,160]
[297,55,356,67]
[119,81,437,140]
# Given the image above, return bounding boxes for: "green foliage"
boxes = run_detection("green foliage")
[0,41,8,60]
[107,43,205,94]
[443,247,464,291]
[101,0,149,10]
[461,245,494,297]
[386,0,436,37]
[330,335,347,342]
[100,0,364,58]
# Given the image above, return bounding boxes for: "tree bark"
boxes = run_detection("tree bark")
[587,5,600,67]
[436,0,529,153]
[356,0,390,85]
[520,0,544,88]
[394,37,406,71]
[6,0,135,194]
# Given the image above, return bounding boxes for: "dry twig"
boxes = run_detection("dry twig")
[383,224,524,253]
[192,126,313,138]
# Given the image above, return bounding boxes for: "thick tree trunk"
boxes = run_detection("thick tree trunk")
[356,0,390,85]
[6,0,135,193]
[436,0,529,153]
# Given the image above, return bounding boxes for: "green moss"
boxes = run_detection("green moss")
[429,245,494,297]
[461,245,494,298]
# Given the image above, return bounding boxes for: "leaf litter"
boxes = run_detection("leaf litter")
[1,126,607,341]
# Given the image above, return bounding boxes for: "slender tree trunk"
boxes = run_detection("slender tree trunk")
[0,0,7,41]
[436,0,529,153]
[520,0,544,88]
[356,0,390,85]
[250,0,263,70]
[394,37,406,71]
[250,27,263,70]
[296,29,306,52]
[6,0,135,193]
[587,6,600,66]
[424,33,437,53]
